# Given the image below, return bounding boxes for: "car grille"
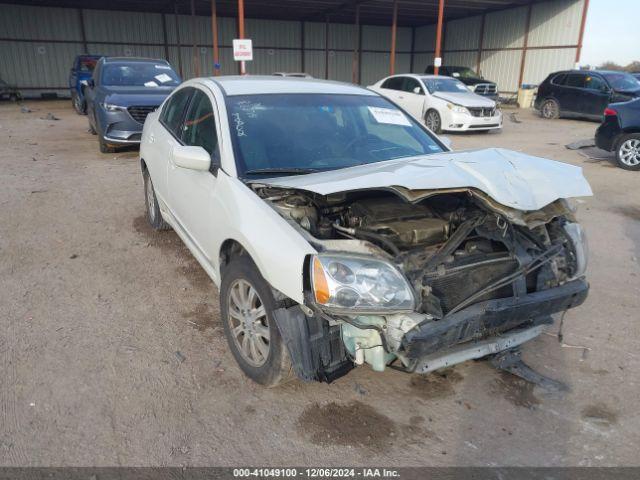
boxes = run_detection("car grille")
[127,105,157,124]
[468,107,496,117]
[474,83,497,95]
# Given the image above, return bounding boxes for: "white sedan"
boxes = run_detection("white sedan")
[140,75,591,386]
[369,74,502,133]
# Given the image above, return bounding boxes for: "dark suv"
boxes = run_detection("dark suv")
[535,70,640,120]
[425,65,498,99]
[85,57,181,153]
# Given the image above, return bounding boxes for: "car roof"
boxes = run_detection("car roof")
[102,57,170,64]
[202,75,376,96]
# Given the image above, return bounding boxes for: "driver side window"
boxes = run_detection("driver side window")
[180,89,221,171]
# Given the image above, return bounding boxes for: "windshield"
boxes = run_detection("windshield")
[603,72,640,91]
[449,67,478,79]
[101,62,181,87]
[421,77,469,94]
[225,94,445,178]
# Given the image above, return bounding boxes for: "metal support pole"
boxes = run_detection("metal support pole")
[191,0,200,77]
[476,12,485,74]
[434,0,445,75]
[389,0,398,75]
[409,26,416,73]
[211,0,219,75]
[300,21,305,73]
[161,13,170,62]
[238,0,246,75]
[575,0,590,65]
[518,2,533,89]
[78,9,88,54]
[324,15,329,80]
[174,2,184,78]
[351,5,360,84]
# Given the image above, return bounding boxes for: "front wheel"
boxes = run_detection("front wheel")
[615,133,640,171]
[221,257,294,387]
[425,109,442,133]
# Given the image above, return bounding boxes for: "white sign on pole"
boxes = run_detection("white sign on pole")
[434,57,442,68]
[233,39,253,61]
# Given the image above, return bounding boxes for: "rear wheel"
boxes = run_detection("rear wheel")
[221,256,294,387]
[72,91,86,115]
[425,109,442,133]
[540,99,560,119]
[143,169,171,230]
[615,133,640,171]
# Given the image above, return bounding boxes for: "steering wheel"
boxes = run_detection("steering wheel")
[340,133,379,155]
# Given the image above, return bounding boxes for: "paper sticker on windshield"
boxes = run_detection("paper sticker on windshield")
[368,107,411,126]
[144,81,158,87]
[155,65,171,70]
[155,73,172,83]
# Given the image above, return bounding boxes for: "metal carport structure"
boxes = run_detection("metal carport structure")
[0,0,589,96]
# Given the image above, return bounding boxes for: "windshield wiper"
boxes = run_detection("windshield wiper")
[243,167,321,176]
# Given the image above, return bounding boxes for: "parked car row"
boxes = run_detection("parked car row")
[534,69,640,171]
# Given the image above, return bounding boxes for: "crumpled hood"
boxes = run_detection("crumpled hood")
[432,91,495,107]
[255,148,593,212]
[101,85,176,107]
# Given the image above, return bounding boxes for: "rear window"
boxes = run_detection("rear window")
[551,74,567,85]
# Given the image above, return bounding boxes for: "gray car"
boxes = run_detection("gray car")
[85,57,181,153]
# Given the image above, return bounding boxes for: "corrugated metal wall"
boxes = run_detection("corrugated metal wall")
[0,0,585,98]
[412,0,585,93]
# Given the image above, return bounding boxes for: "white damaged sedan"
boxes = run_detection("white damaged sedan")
[140,76,591,386]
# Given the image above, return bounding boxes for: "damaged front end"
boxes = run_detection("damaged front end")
[256,185,589,382]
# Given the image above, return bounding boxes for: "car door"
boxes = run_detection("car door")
[394,77,426,120]
[581,74,612,118]
[151,86,194,201]
[561,73,588,115]
[376,76,404,104]
[167,87,223,266]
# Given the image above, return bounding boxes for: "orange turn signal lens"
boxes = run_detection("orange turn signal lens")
[312,256,330,304]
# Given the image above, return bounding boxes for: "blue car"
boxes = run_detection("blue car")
[68,55,102,114]
[85,57,181,153]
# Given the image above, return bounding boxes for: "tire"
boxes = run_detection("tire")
[72,91,86,115]
[614,133,640,171]
[425,109,442,134]
[540,98,560,119]
[220,256,294,387]
[143,169,171,230]
[99,136,116,154]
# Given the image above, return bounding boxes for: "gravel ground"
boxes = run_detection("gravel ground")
[0,100,639,467]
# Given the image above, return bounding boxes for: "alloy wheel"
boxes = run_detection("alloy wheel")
[227,279,270,367]
[619,139,640,167]
[542,100,558,119]
[145,174,157,223]
[426,111,440,132]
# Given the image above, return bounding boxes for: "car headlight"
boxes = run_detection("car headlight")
[446,103,470,115]
[101,102,127,112]
[563,223,588,278]
[310,254,415,313]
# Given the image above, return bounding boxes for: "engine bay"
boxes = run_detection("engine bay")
[254,184,584,320]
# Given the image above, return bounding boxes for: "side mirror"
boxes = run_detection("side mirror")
[413,87,423,95]
[440,136,453,149]
[87,78,95,88]
[172,145,211,171]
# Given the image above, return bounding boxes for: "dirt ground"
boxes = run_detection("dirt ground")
[1,100,639,467]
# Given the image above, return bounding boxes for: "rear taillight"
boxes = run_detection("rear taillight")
[604,108,618,117]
